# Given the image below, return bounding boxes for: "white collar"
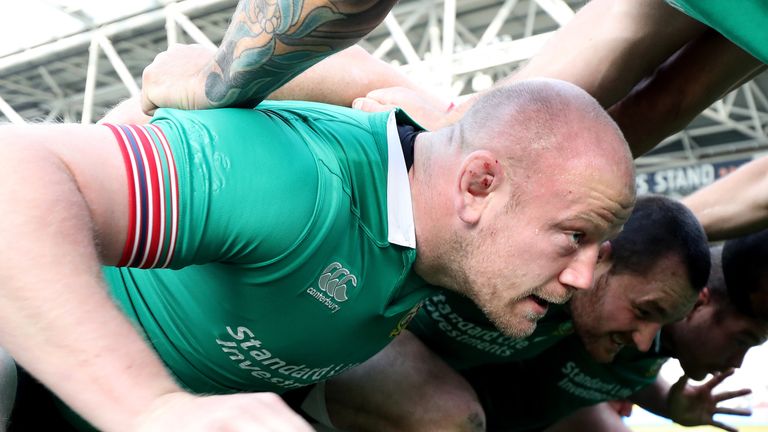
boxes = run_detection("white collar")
[385,111,416,248]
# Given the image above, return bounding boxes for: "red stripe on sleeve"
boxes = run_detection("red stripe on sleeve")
[129,125,163,268]
[103,123,138,267]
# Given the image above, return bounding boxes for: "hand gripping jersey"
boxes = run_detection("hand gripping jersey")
[101,101,435,394]
[408,290,575,370]
[465,334,668,431]
[666,0,768,63]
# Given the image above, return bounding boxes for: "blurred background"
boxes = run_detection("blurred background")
[627,344,768,431]
[2,0,768,179]
[1,1,766,430]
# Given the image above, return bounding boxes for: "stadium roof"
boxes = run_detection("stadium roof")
[1,0,766,172]
[0,0,167,57]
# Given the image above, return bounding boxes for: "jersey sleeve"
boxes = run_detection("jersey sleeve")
[666,0,768,63]
[103,107,326,269]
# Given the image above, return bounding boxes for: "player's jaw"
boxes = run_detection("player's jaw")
[591,332,633,363]
[495,284,574,337]
[522,283,575,313]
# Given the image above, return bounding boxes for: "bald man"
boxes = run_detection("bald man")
[0,79,634,431]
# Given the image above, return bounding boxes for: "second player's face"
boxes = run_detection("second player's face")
[460,158,634,339]
[673,301,768,380]
[570,255,697,363]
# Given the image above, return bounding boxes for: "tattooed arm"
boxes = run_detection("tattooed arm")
[106,45,423,123]
[141,0,397,113]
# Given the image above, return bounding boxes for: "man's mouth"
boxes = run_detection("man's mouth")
[534,288,573,306]
[531,294,550,308]
[525,294,550,316]
[610,334,626,350]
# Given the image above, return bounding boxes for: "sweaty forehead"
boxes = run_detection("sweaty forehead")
[741,319,768,344]
[716,310,768,346]
[555,178,635,238]
[634,268,697,322]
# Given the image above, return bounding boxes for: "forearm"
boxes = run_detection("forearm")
[609,30,764,157]
[631,379,671,419]
[504,0,704,106]
[268,45,422,107]
[205,0,397,108]
[0,134,181,431]
[448,0,705,125]
[683,156,768,240]
[544,403,631,432]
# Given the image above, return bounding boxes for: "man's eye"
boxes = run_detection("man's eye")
[635,308,651,319]
[570,232,585,245]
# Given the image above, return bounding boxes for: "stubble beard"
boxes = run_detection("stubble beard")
[475,282,542,339]
[446,231,538,339]
[486,303,540,339]
[570,285,614,362]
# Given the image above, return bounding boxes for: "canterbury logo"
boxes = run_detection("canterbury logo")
[318,262,357,302]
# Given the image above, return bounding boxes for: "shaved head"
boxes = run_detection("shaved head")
[459,78,629,156]
[447,79,634,202]
[411,78,636,338]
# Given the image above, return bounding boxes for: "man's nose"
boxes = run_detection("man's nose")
[632,322,662,352]
[558,243,600,291]
[727,349,749,369]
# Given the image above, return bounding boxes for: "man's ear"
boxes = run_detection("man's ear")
[454,151,503,225]
[692,287,712,312]
[598,241,612,263]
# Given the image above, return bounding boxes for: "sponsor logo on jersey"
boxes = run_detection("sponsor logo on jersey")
[645,358,666,377]
[216,325,360,391]
[553,321,574,336]
[390,301,423,337]
[305,262,358,313]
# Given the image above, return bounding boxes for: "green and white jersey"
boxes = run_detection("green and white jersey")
[666,0,768,63]
[408,290,575,369]
[101,101,436,395]
[467,334,667,431]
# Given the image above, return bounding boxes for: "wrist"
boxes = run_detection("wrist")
[133,391,196,432]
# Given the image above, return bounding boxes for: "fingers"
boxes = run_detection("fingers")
[715,406,752,416]
[352,97,394,112]
[230,392,313,432]
[136,391,315,432]
[139,43,214,114]
[364,86,451,113]
[140,91,158,116]
[140,54,163,115]
[245,394,315,431]
[715,388,752,402]
[705,368,736,389]
[140,47,178,114]
[710,419,738,432]
[364,86,409,105]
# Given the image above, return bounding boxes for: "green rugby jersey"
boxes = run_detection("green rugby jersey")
[102,101,435,394]
[408,290,574,369]
[666,0,768,63]
[468,335,667,431]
